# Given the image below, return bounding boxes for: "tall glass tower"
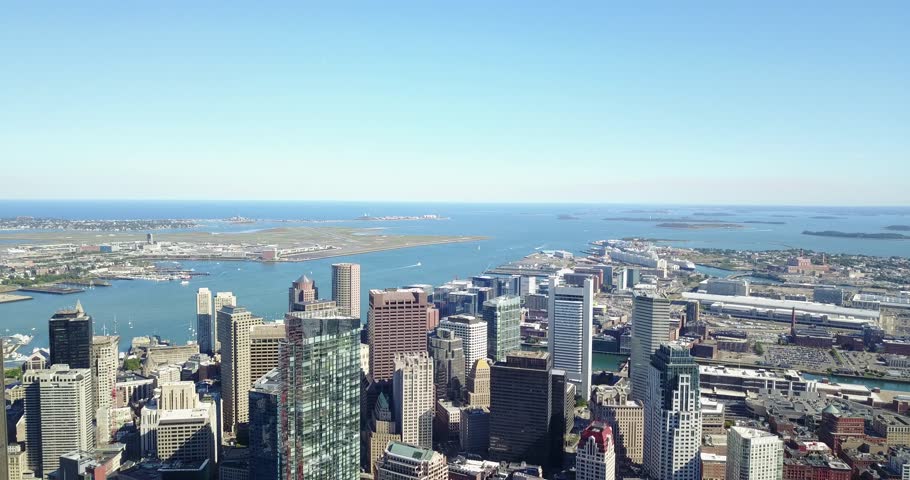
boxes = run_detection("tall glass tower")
[281,315,361,479]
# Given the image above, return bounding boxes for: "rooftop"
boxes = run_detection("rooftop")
[386,442,436,462]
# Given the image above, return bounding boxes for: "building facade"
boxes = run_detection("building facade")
[217,305,263,434]
[483,295,521,362]
[375,442,447,480]
[548,277,593,398]
[427,327,466,402]
[630,293,670,402]
[726,426,784,480]
[438,315,488,378]
[576,422,616,480]
[196,287,214,354]
[332,262,361,319]
[369,288,430,381]
[249,368,282,480]
[394,352,435,449]
[49,300,93,369]
[91,335,119,444]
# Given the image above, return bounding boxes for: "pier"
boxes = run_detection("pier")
[17,285,85,295]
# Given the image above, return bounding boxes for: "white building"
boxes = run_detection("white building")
[439,315,488,377]
[332,263,361,319]
[630,293,670,402]
[576,422,616,480]
[726,426,784,480]
[140,381,218,464]
[394,352,435,449]
[706,278,750,297]
[92,335,119,444]
[548,276,593,398]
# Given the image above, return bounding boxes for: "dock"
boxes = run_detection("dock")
[59,279,112,287]
[0,293,33,304]
[17,285,85,295]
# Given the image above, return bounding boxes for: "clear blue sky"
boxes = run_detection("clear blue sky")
[1,2,907,204]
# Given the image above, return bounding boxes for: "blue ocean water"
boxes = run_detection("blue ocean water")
[1,201,909,352]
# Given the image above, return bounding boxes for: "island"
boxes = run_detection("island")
[656,223,745,230]
[885,225,910,231]
[802,230,910,240]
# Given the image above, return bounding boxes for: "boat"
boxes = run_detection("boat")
[180,280,190,286]
[416,262,422,267]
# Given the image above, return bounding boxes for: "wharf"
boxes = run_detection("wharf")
[59,279,112,287]
[17,285,85,295]
[0,294,33,304]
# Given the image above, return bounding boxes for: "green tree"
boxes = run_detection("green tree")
[123,357,141,371]
[753,342,765,355]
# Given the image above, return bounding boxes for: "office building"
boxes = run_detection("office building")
[281,315,360,479]
[706,278,750,297]
[92,335,119,444]
[394,352,435,449]
[576,422,616,480]
[645,343,702,480]
[375,442,447,480]
[288,274,318,311]
[196,288,214,354]
[488,351,552,464]
[548,276,594,398]
[213,291,237,353]
[368,392,401,477]
[249,322,285,385]
[217,305,263,434]
[49,300,93,369]
[156,396,217,463]
[427,328,466,401]
[483,295,521,362]
[466,358,491,408]
[726,427,784,480]
[249,368,282,480]
[630,293,670,402]
[23,365,95,478]
[438,315,487,377]
[590,383,643,466]
[332,263,361,319]
[459,406,490,455]
[369,288,430,381]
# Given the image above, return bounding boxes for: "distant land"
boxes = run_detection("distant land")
[802,230,910,240]
[742,221,786,225]
[657,223,744,230]
[810,215,842,220]
[885,225,910,231]
[557,214,580,220]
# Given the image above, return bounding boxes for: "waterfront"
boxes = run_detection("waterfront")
[3,201,910,352]
[802,372,910,393]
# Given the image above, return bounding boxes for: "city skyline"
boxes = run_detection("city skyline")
[1,2,908,204]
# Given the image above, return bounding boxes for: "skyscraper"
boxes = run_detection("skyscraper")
[548,276,594,398]
[213,291,237,353]
[249,368,282,480]
[465,358,491,408]
[645,343,702,480]
[438,314,487,377]
[630,293,670,402]
[369,288,429,382]
[489,351,552,463]
[23,365,95,478]
[367,392,401,477]
[49,300,93,369]
[393,352,435,449]
[482,295,521,362]
[375,442,448,480]
[281,315,360,479]
[249,322,286,385]
[91,335,119,444]
[153,382,218,464]
[288,274,318,311]
[217,305,263,434]
[590,382,644,467]
[427,327,466,401]
[332,262,361,319]
[576,422,616,480]
[196,288,214,354]
[726,427,784,480]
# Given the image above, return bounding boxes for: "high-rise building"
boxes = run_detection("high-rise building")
[590,383,644,467]
[91,335,119,444]
[576,422,616,480]
[0,339,6,480]
[459,406,490,455]
[483,295,521,362]
[249,368,282,480]
[645,343,702,480]
[489,351,553,463]
[49,300,93,369]
[548,276,594,398]
[427,328,466,401]
[153,382,218,464]
[393,352,435,449]
[23,365,95,478]
[213,291,237,353]
[726,427,784,480]
[288,274,318,311]
[332,263,361,319]
[369,288,429,382]
[630,293,670,402]
[196,288,214,354]
[281,315,360,479]
[438,315,487,378]
[465,358,491,408]
[367,392,401,477]
[375,442,448,480]
[217,305,263,434]
[249,322,286,385]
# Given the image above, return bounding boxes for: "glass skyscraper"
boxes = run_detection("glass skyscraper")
[281,315,361,479]
[483,295,522,362]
